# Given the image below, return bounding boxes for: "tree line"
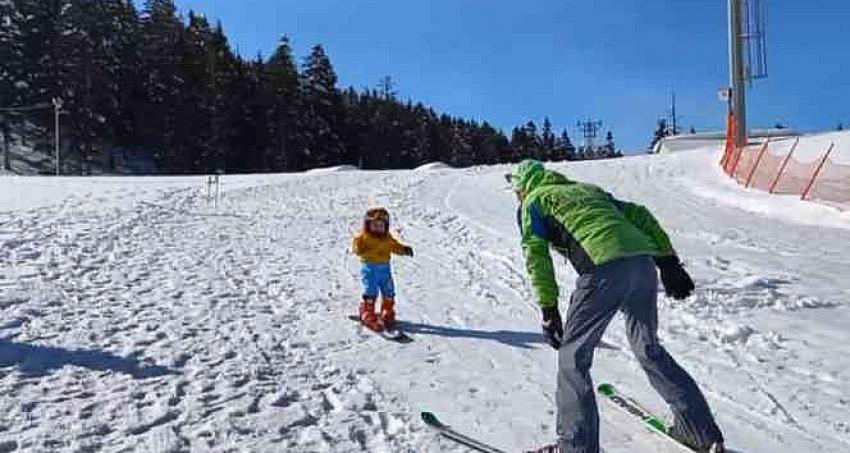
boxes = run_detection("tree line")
[0,0,622,174]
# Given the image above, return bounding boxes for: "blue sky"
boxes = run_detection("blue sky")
[147,0,850,151]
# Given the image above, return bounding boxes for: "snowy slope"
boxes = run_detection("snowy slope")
[1,147,849,452]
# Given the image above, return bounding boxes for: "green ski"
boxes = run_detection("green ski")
[597,382,696,452]
[420,412,507,453]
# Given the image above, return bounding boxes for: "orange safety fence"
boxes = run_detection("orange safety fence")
[805,150,850,208]
[720,116,850,210]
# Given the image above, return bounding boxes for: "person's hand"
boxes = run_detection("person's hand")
[540,305,563,350]
[400,246,414,257]
[655,255,695,300]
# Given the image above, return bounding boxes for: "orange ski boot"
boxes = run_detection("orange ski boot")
[380,297,396,329]
[359,298,381,331]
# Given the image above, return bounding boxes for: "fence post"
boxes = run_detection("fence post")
[769,137,800,194]
[729,142,748,178]
[721,113,736,167]
[745,138,770,187]
[800,143,835,201]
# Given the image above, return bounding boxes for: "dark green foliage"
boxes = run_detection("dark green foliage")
[4,3,623,174]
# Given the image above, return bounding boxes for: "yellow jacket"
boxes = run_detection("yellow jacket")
[352,230,408,263]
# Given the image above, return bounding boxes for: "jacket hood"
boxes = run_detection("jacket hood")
[523,168,575,194]
[512,159,575,194]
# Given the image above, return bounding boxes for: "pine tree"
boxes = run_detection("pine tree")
[408,102,432,166]
[15,0,57,106]
[603,131,616,157]
[510,126,527,161]
[112,0,144,159]
[449,119,473,167]
[139,0,185,171]
[300,44,346,169]
[552,129,575,161]
[14,0,71,162]
[541,117,555,161]
[650,118,669,152]
[524,121,540,159]
[0,0,25,170]
[563,130,576,160]
[377,75,396,101]
[208,21,239,172]
[225,57,266,172]
[264,36,300,170]
[62,0,134,173]
[0,0,25,106]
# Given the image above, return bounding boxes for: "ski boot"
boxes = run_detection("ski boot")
[380,297,396,329]
[359,298,381,331]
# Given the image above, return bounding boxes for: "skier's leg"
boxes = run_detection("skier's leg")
[557,267,626,453]
[360,264,379,301]
[378,265,396,326]
[359,264,380,328]
[622,257,724,448]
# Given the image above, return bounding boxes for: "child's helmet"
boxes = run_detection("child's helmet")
[364,206,391,228]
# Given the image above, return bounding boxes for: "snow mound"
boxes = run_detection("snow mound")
[305,165,359,174]
[414,162,451,171]
[654,129,801,154]
[786,129,850,164]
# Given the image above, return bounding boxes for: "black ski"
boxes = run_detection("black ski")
[421,412,507,453]
[347,315,413,343]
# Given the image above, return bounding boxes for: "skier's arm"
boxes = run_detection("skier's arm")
[389,234,414,256]
[616,200,675,256]
[351,233,365,256]
[388,234,405,254]
[521,201,559,307]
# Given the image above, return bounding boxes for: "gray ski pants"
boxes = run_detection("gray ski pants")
[556,255,723,452]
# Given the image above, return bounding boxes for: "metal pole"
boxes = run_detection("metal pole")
[671,91,677,136]
[52,98,61,176]
[729,0,747,147]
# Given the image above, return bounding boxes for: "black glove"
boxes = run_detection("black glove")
[400,246,414,257]
[541,305,564,350]
[655,255,695,300]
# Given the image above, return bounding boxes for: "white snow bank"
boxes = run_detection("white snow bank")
[414,162,451,171]
[654,129,801,154]
[654,132,726,154]
[777,129,850,164]
[305,165,359,174]
[649,146,850,230]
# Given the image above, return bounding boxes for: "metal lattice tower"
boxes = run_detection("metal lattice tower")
[576,119,603,150]
[667,91,680,136]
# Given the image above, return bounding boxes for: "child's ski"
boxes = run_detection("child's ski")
[347,315,413,343]
[420,412,507,453]
[596,383,696,452]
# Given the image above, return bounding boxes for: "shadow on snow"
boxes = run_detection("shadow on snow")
[396,321,621,351]
[0,338,178,379]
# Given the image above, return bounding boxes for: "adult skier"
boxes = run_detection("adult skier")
[508,160,724,453]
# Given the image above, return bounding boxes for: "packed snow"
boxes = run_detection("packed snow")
[1,145,848,452]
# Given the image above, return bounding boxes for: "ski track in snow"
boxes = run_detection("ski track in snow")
[0,148,848,452]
